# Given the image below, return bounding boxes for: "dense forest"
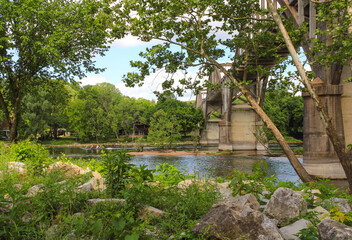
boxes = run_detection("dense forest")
[1,79,303,143]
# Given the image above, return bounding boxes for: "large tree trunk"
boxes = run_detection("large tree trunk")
[267,0,352,191]
[9,94,20,142]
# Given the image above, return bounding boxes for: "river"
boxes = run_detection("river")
[48,144,303,183]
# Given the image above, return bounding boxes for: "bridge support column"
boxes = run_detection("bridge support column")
[218,78,233,150]
[302,81,346,179]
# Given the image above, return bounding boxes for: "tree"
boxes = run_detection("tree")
[0,0,111,141]
[263,88,303,140]
[147,109,181,148]
[18,79,71,140]
[115,0,313,182]
[266,0,352,191]
[154,98,204,136]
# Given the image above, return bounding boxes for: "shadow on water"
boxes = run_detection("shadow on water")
[48,144,304,183]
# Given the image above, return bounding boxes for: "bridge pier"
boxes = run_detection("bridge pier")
[303,66,352,179]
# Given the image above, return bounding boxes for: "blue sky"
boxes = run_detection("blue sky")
[80,36,307,101]
[80,36,201,101]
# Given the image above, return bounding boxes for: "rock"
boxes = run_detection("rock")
[223,194,260,211]
[264,188,307,226]
[22,211,33,223]
[13,184,23,191]
[139,205,166,219]
[77,181,94,193]
[87,198,125,207]
[7,162,26,170]
[92,171,102,179]
[25,184,44,197]
[323,198,351,213]
[308,206,330,221]
[279,219,311,240]
[216,181,232,199]
[177,179,215,189]
[317,219,352,240]
[78,177,105,192]
[46,224,60,239]
[47,161,90,177]
[192,194,284,240]
[7,162,26,174]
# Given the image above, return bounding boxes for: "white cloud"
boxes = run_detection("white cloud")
[116,69,201,101]
[79,76,106,86]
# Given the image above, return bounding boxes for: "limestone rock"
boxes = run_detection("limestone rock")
[264,188,307,226]
[13,184,23,191]
[139,205,166,219]
[308,206,330,221]
[7,162,26,174]
[77,181,94,193]
[25,184,44,197]
[216,181,232,199]
[191,194,284,240]
[46,224,60,239]
[177,179,215,189]
[47,161,90,177]
[22,211,33,223]
[323,198,351,213]
[317,219,352,240]
[87,198,125,207]
[279,219,311,240]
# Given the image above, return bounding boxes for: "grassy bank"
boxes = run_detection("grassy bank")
[1,141,350,239]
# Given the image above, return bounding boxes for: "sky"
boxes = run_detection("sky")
[79,36,201,101]
[79,35,308,101]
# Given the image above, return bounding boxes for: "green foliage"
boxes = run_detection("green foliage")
[19,80,70,140]
[153,163,193,186]
[263,88,304,140]
[227,160,269,198]
[348,144,352,151]
[11,140,53,175]
[294,224,319,240]
[293,147,303,155]
[153,98,204,136]
[0,0,111,141]
[101,149,135,197]
[329,207,352,226]
[147,109,182,148]
[67,83,155,142]
[67,203,144,239]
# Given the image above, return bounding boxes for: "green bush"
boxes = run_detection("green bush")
[11,140,53,175]
[153,163,193,186]
[101,149,135,197]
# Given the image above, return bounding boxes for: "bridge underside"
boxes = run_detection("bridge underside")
[200,104,266,152]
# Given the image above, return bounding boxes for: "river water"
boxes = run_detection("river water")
[49,144,303,183]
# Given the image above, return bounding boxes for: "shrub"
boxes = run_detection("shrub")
[11,140,53,175]
[101,149,135,197]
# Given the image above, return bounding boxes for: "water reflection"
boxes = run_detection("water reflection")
[49,145,301,183]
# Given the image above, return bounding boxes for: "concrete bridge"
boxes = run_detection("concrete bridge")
[196,0,352,179]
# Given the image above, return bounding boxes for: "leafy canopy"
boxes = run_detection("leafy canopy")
[115,0,305,95]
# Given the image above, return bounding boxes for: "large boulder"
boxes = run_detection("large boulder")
[279,219,311,240]
[139,205,166,219]
[264,188,307,226]
[323,198,351,213]
[77,177,106,192]
[317,219,352,240]
[191,194,284,240]
[47,161,90,177]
